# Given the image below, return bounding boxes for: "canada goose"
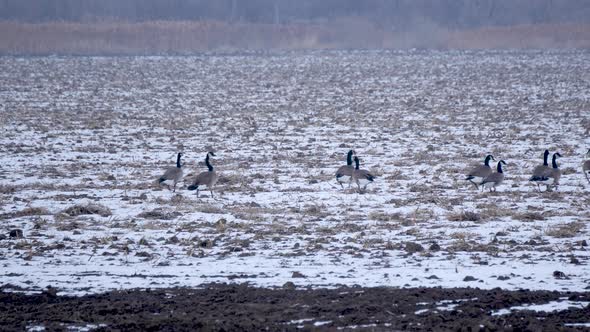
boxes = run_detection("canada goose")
[547,152,562,189]
[583,149,590,185]
[336,150,355,188]
[158,152,183,192]
[465,154,495,189]
[480,160,506,192]
[352,156,375,192]
[187,152,219,198]
[529,149,551,191]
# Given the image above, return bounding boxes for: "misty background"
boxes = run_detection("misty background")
[1,0,589,54]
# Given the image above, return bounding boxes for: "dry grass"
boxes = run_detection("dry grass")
[369,211,402,222]
[1,20,589,55]
[545,222,585,238]
[476,204,515,220]
[448,211,481,222]
[60,204,112,218]
[137,209,182,220]
[447,23,590,49]
[0,185,16,194]
[513,212,545,222]
[9,207,50,218]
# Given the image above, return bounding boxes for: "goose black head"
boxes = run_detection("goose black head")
[484,154,495,166]
[552,152,561,168]
[346,150,355,165]
[176,152,184,167]
[542,149,550,165]
[497,160,507,172]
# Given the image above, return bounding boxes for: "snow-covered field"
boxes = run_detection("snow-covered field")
[1,50,589,295]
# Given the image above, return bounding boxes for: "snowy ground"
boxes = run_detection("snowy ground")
[1,50,589,295]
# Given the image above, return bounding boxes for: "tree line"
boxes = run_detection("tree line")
[1,0,589,29]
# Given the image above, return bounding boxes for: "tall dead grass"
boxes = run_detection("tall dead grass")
[1,20,589,55]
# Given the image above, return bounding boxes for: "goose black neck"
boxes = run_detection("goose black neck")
[354,158,360,170]
[346,151,353,166]
[552,155,558,169]
[497,162,503,173]
[543,151,549,166]
[206,154,213,171]
[484,155,491,166]
[176,153,182,168]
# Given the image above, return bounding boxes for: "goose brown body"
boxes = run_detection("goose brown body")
[529,149,551,191]
[336,150,355,188]
[547,152,562,188]
[352,156,375,192]
[480,160,506,192]
[465,154,494,189]
[188,152,219,197]
[158,153,183,192]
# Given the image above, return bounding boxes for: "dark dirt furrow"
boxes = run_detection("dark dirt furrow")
[1,284,589,331]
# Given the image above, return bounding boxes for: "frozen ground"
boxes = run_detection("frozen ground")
[1,50,589,296]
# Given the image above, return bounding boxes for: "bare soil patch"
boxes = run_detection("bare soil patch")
[1,284,589,331]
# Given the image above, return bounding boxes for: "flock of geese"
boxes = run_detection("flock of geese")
[158,149,590,197]
[466,150,562,192]
[465,148,590,192]
[158,152,218,197]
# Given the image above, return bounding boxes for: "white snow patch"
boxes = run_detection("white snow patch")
[492,300,590,316]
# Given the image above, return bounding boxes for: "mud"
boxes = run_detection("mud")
[1,284,589,331]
